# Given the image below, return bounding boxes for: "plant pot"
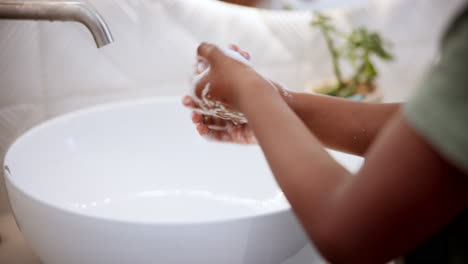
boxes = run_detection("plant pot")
[219,0,260,7]
[304,79,383,103]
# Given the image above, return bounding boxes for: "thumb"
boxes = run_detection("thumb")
[197,43,225,66]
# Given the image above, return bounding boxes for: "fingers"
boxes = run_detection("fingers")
[192,111,233,142]
[197,42,251,66]
[194,56,209,75]
[219,131,233,142]
[243,125,257,144]
[229,44,240,51]
[193,70,211,99]
[191,111,203,123]
[197,43,224,66]
[207,116,228,130]
[240,51,251,60]
[196,124,225,141]
[192,112,228,130]
[182,95,200,109]
[194,116,256,144]
[196,123,210,135]
[229,44,251,60]
[227,123,257,144]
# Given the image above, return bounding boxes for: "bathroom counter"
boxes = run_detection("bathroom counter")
[0,214,40,264]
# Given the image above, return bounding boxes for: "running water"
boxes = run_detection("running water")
[190,46,253,126]
[190,45,292,128]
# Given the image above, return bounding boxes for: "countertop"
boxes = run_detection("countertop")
[0,214,40,264]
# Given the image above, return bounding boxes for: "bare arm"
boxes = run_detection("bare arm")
[194,43,468,264]
[284,91,399,156]
[239,80,468,264]
[185,45,398,153]
[183,91,398,154]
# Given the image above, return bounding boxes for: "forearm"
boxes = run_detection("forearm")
[235,83,466,263]
[235,82,409,263]
[284,91,400,156]
[194,43,467,263]
[235,81,349,239]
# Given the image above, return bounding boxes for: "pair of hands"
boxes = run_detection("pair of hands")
[182,43,267,144]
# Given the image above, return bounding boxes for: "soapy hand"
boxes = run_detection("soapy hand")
[184,98,258,144]
[191,43,270,113]
[183,44,293,144]
[183,44,258,144]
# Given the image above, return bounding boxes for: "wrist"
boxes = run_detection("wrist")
[234,78,281,112]
[275,83,297,107]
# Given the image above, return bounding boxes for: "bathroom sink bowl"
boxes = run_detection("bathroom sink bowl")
[4,97,363,264]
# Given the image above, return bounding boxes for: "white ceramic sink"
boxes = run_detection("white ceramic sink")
[3,97,363,264]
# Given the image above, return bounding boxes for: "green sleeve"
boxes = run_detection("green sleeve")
[404,8,468,173]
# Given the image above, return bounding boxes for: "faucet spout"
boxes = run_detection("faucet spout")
[0,1,113,48]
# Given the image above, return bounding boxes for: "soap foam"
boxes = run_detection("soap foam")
[219,46,252,67]
[189,45,250,125]
[192,83,248,126]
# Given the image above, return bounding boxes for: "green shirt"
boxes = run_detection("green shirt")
[402,5,468,264]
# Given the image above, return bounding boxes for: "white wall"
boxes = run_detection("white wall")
[0,0,465,214]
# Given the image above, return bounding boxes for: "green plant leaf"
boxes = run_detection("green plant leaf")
[310,12,393,95]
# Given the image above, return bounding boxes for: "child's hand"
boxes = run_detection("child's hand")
[191,43,268,112]
[183,96,257,144]
[183,44,257,144]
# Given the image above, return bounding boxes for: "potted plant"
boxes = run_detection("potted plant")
[305,13,393,102]
[220,0,260,7]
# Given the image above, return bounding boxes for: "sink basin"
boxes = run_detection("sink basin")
[3,97,363,264]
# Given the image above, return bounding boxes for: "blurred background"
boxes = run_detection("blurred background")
[0,0,466,262]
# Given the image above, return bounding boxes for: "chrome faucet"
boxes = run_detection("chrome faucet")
[0,1,113,48]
